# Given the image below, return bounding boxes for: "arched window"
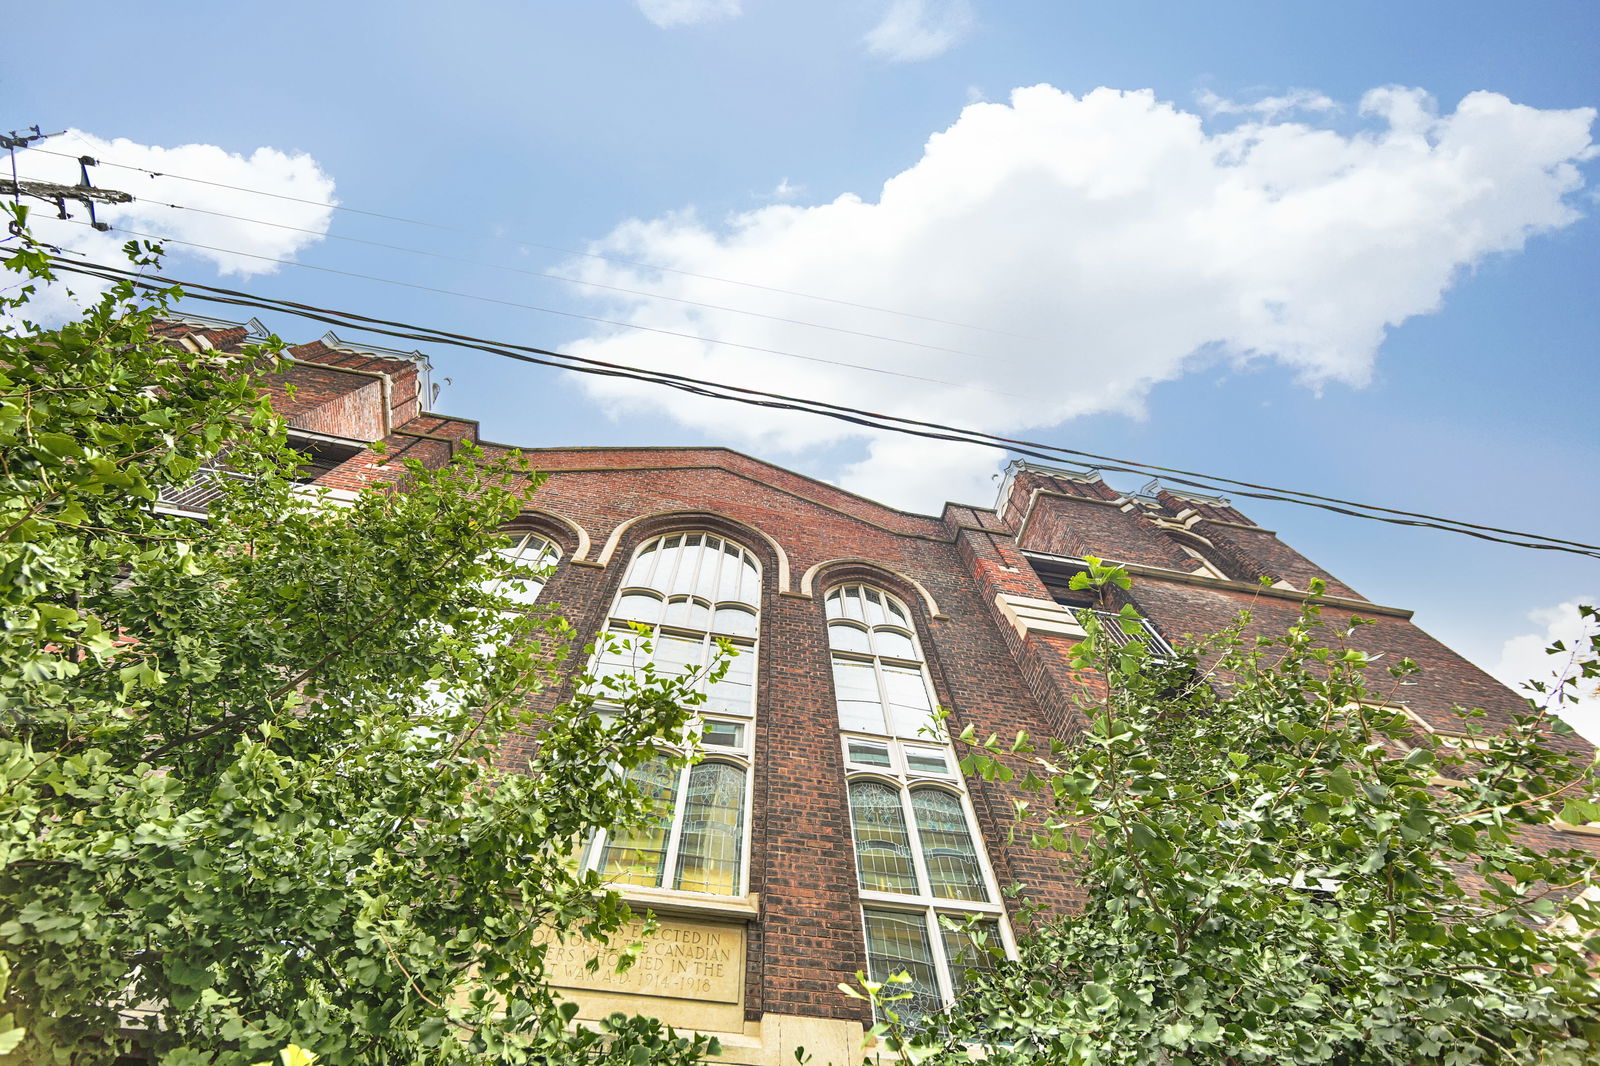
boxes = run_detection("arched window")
[595,532,761,716]
[847,783,989,905]
[585,531,760,898]
[826,584,936,739]
[486,531,560,605]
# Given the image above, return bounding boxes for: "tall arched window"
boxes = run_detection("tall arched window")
[830,582,1009,1030]
[826,584,937,739]
[585,531,760,897]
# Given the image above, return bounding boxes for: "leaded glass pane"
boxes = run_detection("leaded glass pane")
[598,756,678,887]
[911,789,987,902]
[940,918,1000,994]
[673,762,745,895]
[862,909,942,1031]
[833,659,886,733]
[850,781,918,893]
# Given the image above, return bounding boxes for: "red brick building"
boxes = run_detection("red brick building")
[159,316,1600,1064]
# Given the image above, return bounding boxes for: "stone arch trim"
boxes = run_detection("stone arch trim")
[511,508,592,563]
[594,510,793,593]
[801,558,946,620]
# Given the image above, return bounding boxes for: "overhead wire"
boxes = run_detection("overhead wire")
[38,252,1600,561]
[48,215,1033,399]
[18,142,1030,339]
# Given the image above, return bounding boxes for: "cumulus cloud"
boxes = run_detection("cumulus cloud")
[864,0,975,62]
[636,0,741,29]
[1493,599,1600,742]
[561,85,1595,509]
[4,130,334,323]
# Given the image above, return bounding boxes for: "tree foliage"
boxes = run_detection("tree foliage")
[873,559,1600,1065]
[0,213,719,1065]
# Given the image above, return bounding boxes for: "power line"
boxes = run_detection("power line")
[19,142,1029,339]
[50,216,1033,400]
[39,253,1600,561]
[11,171,1025,367]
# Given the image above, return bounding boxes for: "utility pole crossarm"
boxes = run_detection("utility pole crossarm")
[0,178,133,205]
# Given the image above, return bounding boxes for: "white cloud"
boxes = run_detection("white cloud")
[561,85,1594,510]
[4,130,334,323]
[864,0,975,62]
[1493,599,1600,742]
[1197,87,1339,120]
[636,0,741,29]
[768,178,803,203]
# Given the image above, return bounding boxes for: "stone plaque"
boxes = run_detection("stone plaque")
[546,918,745,1004]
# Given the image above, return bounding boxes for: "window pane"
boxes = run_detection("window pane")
[674,762,745,895]
[833,658,886,734]
[883,666,937,739]
[702,719,746,748]
[824,588,844,621]
[654,632,705,680]
[624,539,659,588]
[706,645,754,715]
[911,789,988,902]
[592,630,645,691]
[904,747,948,775]
[616,591,662,624]
[849,781,918,894]
[847,740,893,768]
[716,542,742,602]
[883,595,909,627]
[598,756,678,888]
[828,622,871,654]
[738,557,760,606]
[863,588,887,627]
[872,627,918,661]
[714,605,758,638]
[663,596,711,630]
[940,918,1000,995]
[862,909,943,1031]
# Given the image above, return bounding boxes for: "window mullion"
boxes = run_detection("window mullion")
[924,906,958,1006]
[662,763,692,888]
[870,654,892,736]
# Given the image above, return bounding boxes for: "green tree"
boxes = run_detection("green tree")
[882,561,1600,1065]
[0,212,721,1065]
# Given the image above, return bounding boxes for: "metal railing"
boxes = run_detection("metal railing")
[1071,608,1178,660]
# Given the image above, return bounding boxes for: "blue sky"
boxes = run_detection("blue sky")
[5,0,1598,731]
